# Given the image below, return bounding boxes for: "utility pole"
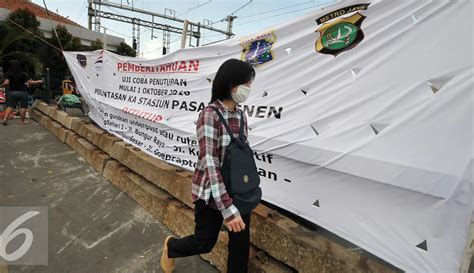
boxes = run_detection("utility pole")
[94,1,101,32]
[132,19,137,54]
[162,28,170,55]
[136,22,140,54]
[196,22,201,46]
[45,68,51,104]
[92,0,231,35]
[162,31,166,55]
[225,15,237,39]
[180,20,189,49]
[101,26,107,50]
[88,0,93,29]
[88,0,233,53]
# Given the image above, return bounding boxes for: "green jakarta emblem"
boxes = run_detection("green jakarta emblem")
[315,4,370,56]
[321,22,359,51]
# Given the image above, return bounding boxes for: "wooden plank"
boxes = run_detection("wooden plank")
[0,263,8,273]
[35,103,402,273]
[461,213,474,273]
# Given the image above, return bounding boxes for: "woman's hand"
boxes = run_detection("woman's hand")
[225,216,246,232]
[27,79,43,87]
[0,79,9,87]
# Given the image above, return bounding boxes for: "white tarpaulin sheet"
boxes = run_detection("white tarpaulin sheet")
[64,0,473,272]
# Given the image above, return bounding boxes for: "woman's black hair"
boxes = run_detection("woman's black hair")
[7,60,24,76]
[210,59,256,103]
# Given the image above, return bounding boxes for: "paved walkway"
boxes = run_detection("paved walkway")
[0,119,218,273]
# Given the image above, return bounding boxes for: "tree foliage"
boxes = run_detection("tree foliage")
[1,9,137,87]
[0,24,42,76]
[117,42,137,57]
[1,8,43,76]
[7,8,42,35]
[44,25,84,77]
[5,8,43,57]
[90,39,104,50]
[50,25,83,51]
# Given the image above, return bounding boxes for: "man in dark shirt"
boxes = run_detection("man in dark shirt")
[0,60,42,125]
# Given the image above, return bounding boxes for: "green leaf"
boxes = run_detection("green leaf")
[2,51,43,77]
[0,28,34,53]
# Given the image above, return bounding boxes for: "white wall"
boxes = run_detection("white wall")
[0,8,124,51]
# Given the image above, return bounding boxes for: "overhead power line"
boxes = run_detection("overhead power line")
[235,2,330,27]
[91,1,232,36]
[74,0,88,22]
[177,0,213,17]
[238,0,316,20]
[229,0,253,16]
[212,0,253,24]
[203,1,330,40]
[6,17,62,52]
[105,27,133,39]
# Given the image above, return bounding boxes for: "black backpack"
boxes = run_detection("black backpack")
[212,107,262,215]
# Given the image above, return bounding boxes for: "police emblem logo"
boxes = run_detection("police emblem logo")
[241,31,276,68]
[76,54,87,68]
[315,3,370,56]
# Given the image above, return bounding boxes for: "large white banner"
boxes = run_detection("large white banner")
[64,0,473,272]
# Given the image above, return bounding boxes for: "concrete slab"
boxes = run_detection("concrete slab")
[32,106,402,273]
[0,119,218,273]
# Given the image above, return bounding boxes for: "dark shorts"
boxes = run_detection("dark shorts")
[6,91,29,108]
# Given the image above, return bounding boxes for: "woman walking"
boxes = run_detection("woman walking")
[161,59,258,273]
[1,60,43,125]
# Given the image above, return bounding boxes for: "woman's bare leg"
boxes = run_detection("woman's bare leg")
[2,107,13,124]
[19,108,29,124]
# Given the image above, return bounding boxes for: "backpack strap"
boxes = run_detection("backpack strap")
[210,107,235,141]
[239,110,245,139]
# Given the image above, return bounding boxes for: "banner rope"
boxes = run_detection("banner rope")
[42,0,64,52]
[4,17,63,53]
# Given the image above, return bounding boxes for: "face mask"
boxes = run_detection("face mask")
[232,85,251,103]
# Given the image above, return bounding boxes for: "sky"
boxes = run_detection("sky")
[32,0,335,58]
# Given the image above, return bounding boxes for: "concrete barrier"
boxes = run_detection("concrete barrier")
[102,160,291,272]
[90,150,112,173]
[76,123,106,145]
[56,127,73,143]
[109,141,194,208]
[248,251,294,273]
[29,109,45,124]
[65,131,79,148]
[31,103,401,273]
[45,120,63,138]
[32,100,50,115]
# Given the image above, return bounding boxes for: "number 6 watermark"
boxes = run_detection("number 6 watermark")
[0,207,48,265]
[0,211,39,261]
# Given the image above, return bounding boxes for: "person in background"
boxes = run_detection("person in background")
[58,75,84,114]
[0,60,43,125]
[61,76,74,95]
[160,59,256,273]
